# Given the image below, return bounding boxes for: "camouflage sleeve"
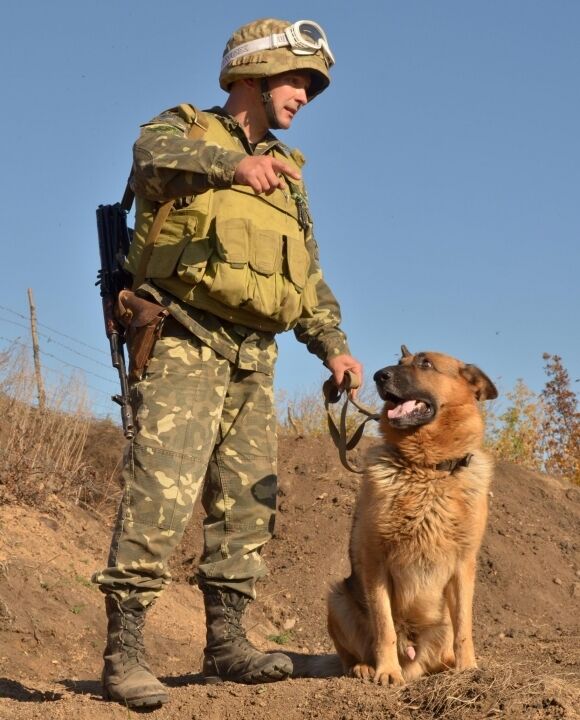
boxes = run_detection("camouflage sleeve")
[130,108,247,202]
[293,228,351,364]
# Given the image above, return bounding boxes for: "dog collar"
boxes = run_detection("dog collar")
[434,453,473,473]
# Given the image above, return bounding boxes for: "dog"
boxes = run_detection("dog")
[327,346,498,685]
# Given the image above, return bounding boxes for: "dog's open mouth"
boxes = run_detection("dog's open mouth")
[382,392,434,426]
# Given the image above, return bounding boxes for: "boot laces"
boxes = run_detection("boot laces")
[223,601,248,641]
[120,611,146,664]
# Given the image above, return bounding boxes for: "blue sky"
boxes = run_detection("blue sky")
[1,1,578,419]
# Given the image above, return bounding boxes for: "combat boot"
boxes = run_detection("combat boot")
[102,595,169,708]
[201,585,293,684]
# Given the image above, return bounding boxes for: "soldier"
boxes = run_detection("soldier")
[93,18,363,708]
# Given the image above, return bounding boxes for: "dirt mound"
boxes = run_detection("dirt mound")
[0,434,578,719]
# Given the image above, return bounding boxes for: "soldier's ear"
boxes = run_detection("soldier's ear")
[460,364,498,401]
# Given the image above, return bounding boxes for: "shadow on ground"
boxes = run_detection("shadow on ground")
[0,677,63,702]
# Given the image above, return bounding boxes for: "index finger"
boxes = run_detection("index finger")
[271,158,301,181]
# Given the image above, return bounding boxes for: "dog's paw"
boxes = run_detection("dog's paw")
[402,661,425,682]
[374,664,405,686]
[350,663,375,681]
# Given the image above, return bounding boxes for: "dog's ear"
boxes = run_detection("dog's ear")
[460,364,498,401]
[401,345,412,358]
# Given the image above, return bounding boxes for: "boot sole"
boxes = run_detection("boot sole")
[103,688,169,708]
[204,664,292,685]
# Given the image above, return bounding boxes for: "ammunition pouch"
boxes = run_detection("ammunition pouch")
[115,289,169,382]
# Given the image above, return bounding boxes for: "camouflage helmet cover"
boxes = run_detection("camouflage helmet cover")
[219,18,332,100]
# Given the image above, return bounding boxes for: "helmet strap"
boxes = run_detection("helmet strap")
[260,78,281,130]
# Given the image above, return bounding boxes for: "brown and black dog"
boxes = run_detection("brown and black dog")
[327,346,498,685]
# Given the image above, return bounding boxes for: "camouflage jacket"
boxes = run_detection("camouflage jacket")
[131,105,350,374]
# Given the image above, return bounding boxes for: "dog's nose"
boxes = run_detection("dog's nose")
[373,368,392,384]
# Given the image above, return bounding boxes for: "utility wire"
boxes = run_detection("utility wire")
[0,315,112,370]
[0,335,117,386]
[43,364,115,398]
[36,347,115,385]
[0,303,109,357]
[0,334,119,420]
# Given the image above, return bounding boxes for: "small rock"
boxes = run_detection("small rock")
[553,577,562,586]
[40,516,59,532]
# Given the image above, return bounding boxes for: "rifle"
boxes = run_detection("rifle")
[95,200,135,439]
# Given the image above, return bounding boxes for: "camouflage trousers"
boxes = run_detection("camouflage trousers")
[93,321,277,606]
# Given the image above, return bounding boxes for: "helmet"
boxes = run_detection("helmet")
[219,18,334,101]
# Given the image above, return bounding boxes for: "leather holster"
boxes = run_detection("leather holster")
[115,289,169,382]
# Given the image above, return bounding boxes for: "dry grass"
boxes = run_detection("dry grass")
[80,416,125,513]
[0,347,96,508]
[278,382,380,439]
[393,662,577,719]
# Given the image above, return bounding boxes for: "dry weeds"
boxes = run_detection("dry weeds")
[278,383,380,439]
[394,662,576,719]
[0,347,92,507]
[484,354,578,485]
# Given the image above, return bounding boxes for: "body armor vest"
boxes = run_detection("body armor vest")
[125,110,318,333]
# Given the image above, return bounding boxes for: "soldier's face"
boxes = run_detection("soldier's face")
[266,71,311,129]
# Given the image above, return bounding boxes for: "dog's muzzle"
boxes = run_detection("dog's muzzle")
[373,366,435,427]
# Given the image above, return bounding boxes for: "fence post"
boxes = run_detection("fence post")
[27,288,46,411]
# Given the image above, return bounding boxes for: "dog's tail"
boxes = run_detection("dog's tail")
[286,652,343,678]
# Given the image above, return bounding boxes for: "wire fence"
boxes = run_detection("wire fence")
[0,302,118,420]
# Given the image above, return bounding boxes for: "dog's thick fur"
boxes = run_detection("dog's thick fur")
[327,347,498,685]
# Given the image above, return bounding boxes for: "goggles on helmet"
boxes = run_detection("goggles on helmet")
[221,20,335,72]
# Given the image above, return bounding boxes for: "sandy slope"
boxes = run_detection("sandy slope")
[0,435,579,719]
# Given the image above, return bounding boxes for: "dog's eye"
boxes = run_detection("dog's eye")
[420,358,433,369]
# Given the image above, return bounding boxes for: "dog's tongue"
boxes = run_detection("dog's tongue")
[388,400,421,419]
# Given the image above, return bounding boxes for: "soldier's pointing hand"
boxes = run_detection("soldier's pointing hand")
[234,156,301,195]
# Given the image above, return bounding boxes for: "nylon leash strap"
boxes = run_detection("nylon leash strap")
[322,371,380,474]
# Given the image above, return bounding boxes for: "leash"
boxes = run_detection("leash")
[322,371,380,474]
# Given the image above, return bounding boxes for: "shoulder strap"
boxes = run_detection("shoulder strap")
[125,105,209,290]
[120,182,135,213]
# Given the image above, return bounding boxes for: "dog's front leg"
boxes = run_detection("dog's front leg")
[448,554,478,671]
[363,559,404,685]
